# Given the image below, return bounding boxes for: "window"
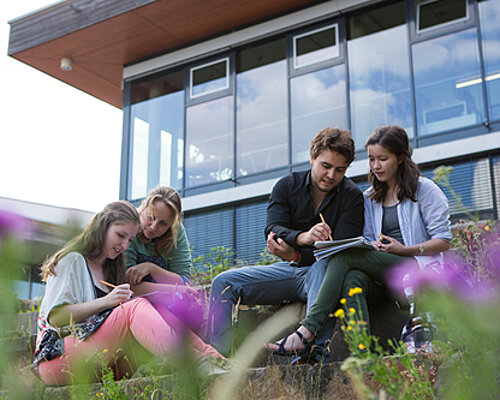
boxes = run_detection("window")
[293,24,339,69]
[236,39,288,176]
[422,158,494,221]
[129,71,185,199]
[184,208,235,263]
[412,28,484,136]
[190,58,230,99]
[235,201,267,263]
[347,2,414,147]
[416,0,468,34]
[185,96,234,187]
[478,0,500,122]
[291,65,347,164]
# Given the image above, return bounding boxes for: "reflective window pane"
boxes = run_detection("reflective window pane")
[236,39,287,176]
[291,65,347,163]
[413,28,484,136]
[186,96,234,187]
[293,24,339,69]
[417,0,467,33]
[348,2,413,148]
[190,58,229,98]
[130,71,184,199]
[479,0,500,122]
[130,115,149,199]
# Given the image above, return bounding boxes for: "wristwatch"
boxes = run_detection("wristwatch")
[290,250,301,266]
[418,244,424,255]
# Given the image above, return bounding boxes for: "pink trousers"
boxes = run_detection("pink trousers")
[38,297,221,385]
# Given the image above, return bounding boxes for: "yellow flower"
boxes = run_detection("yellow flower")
[358,343,366,351]
[349,319,355,325]
[347,326,352,331]
[485,225,490,231]
[348,287,363,297]
[102,349,108,353]
[334,308,345,319]
[349,307,356,315]
[340,298,346,304]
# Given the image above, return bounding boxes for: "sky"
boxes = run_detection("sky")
[0,1,122,213]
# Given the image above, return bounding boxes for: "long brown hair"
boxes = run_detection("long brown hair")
[41,201,140,284]
[137,186,182,256]
[365,125,420,203]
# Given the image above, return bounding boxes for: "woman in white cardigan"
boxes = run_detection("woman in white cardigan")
[34,201,222,385]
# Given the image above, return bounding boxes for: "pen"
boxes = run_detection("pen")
[319,213,333,241]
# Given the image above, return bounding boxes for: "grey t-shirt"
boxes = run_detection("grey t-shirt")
[382,204,404,244]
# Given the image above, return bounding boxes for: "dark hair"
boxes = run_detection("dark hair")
[41,201,140,284]
[365,125,420,203]
[310,127,355,164]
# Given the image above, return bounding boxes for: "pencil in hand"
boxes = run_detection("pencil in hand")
[319,213,333,241]
[99,280,134,296]
[99,280,117,289]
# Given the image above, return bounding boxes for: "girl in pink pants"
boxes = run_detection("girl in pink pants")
[34,201,223,386]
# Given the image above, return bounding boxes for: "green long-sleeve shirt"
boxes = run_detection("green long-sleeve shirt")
[124,224,192,281]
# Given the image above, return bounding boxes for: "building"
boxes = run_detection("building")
[8,0,500,266]
[0,196,93,299]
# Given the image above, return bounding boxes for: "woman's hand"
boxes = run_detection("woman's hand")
[377,234,407,255]
[49,284,132,327]
[126,264,152,285]
[104,284,133,307]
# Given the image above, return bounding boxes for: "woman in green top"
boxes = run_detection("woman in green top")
[124,186,203,331]
[125,186,193,294]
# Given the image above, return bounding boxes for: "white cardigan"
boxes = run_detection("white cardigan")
[35,252,96,351]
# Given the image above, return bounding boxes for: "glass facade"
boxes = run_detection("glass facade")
[129,71,184,199]
[479,0,500,121]
[291,64,347,163]
[185,96,234,187]
[236,39,288,176]
[347,1,413,147]
[126,1,500,199]
[413,28,484,136]
[124,0,500,263]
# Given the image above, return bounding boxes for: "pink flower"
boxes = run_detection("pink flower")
[387,244,500,302]
[0,209,30,240]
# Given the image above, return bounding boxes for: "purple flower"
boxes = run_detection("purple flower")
[0,209,30,239]
[387,246,500,302]
[144,290,205,333]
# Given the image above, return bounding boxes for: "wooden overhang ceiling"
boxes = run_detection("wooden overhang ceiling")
[8,0,325,109]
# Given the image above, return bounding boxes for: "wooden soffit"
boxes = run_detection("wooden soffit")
[8,0,326,108]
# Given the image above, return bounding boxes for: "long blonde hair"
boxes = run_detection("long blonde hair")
[41,201,140,283]
[137,186,182,256]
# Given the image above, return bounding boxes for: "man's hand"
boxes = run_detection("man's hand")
[296,222,332,246]
[267,232,296,261]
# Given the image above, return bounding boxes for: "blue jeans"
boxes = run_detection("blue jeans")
[206,259,334,355]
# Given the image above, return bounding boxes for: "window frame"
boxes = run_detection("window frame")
[289,19,345,77]
[409,0,476,43]
[188,56,232,102]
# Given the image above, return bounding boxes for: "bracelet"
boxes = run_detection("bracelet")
[418,244,424,255]
[293,250,301,263]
